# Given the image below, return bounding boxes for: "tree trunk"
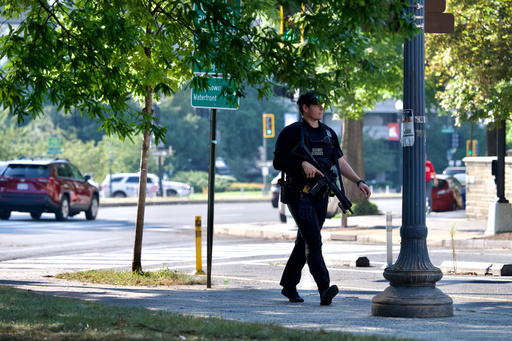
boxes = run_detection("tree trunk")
[341,117,365,227]
[341,117,366,203]
[132,84,153,273]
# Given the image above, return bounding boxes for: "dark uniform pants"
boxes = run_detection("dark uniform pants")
[280,193,330,294]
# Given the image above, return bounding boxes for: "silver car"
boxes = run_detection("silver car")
[147,173,191,197]
[101,173,159,198]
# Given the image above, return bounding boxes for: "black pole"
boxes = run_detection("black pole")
[109,146,113,197]
[262,136,268,195]
[109,164,113,198]
[497,120,508,203]
[470,123,474,155]
[158,156,163,197]
[206,108,217,288]
[372,0,453,317]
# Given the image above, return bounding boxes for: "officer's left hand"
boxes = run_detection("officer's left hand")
[358,183,371,200]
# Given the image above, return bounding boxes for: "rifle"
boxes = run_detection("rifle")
[291,141,353,214]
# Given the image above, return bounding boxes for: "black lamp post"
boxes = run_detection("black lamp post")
[372,0,453,317]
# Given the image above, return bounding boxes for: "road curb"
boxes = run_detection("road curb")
[440,261,512,276]
[429,239,512,249]
[98,193,398,208]
[99,198,269,208]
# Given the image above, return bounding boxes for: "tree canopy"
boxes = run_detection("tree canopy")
[1,0,416,138]
[426,0,512,127]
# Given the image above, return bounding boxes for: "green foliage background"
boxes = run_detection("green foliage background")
[0,85,293,184]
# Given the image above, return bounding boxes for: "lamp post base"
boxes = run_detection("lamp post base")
[372,285,453,318]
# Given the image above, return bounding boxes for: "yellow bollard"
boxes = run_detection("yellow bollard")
[193,216,205,275]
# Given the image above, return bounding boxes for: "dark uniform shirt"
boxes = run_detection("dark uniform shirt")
[273,120,343,191]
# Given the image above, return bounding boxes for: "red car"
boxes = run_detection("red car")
[431,174,464,212]
[0,158,100,221]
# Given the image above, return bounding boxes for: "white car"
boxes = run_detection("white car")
[147,173,191,197]
[101,173,159,198]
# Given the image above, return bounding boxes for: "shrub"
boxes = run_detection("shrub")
[214,175,237,192]
[351,200,381,216]
[172,171,236,193]
[227,182,264,192]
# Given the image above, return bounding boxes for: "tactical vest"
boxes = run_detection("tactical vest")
[300,122,336,172]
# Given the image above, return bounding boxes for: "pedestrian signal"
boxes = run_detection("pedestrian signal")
[451,133,460,148]
[263,113,275,138]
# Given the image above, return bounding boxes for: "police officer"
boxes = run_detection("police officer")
[273,91,371,305]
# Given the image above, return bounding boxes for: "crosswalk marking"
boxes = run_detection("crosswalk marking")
[0,241,386,272]
[0,242,296,271]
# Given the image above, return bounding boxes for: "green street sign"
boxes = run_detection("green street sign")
[191,78,239,110]
[47,137,61,155]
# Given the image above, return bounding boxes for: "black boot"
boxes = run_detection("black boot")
[281,288,304,303]
[320,285,338,305]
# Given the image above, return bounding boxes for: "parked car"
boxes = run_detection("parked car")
[442,166,466,176]
[101,173,159,198]
[0,158,100,221]
[271,172,341,222]
[147,173,191,197]
[431,174,465,212]
[442,166,466,186]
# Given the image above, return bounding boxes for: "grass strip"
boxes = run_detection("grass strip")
[0,285,411,341]
[56,268,206,286]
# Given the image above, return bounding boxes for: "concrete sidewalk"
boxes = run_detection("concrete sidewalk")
[3,206,512,340]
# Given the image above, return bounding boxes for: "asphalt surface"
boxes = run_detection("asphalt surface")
[2,199,512,341]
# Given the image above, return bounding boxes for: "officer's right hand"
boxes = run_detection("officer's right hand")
[302,161,324,178]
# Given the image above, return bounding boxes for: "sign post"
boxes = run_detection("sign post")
[206,108,216,288]
[261,113,275,195]
[191,2,241,288]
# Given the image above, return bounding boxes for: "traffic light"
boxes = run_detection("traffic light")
[263,113,275,138]
[425,0,454,33]
[279,4,304,43]
[466,139,478,157]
